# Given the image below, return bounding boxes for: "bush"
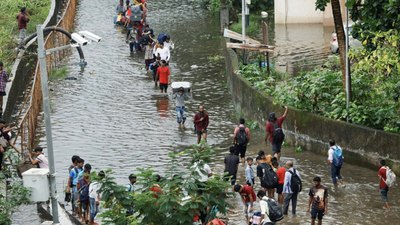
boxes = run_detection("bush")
[236,29,400,133]
[98,143,232,225]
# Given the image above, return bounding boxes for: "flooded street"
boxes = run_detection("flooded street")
[32,0,400,224]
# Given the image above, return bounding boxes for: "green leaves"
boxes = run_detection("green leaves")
[98,143,231,225]
[0,179,31,225]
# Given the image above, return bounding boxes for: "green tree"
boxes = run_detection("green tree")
[98,143,232,225]
[315,0,347,90]
[347,0,400,49]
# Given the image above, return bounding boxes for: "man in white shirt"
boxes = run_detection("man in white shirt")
[88,170,105,225]
[155,43,170,62]
[257,190,275,225]
[193,160,212,182]
[29,146,49,168]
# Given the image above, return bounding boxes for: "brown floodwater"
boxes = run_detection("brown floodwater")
[26,0,399,224]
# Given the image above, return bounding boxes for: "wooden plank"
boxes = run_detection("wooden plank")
[223,28,261,44]
[226,42,275,52]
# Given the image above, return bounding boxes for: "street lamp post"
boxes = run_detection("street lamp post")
[35,24,101,224]
[345,1,351,122]
[36,24,59,224]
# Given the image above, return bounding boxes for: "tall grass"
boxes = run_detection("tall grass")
[0,0,50,71]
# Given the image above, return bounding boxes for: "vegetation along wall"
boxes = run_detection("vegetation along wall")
[223,40,400,173]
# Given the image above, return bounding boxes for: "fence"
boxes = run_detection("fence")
[13,0,78,157]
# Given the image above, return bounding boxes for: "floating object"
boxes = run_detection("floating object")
[190,65,199,69]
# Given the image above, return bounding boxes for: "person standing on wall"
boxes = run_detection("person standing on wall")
[265,106,288,161]
[0,62,11,116]
[16,7,29,49]
[233,118,251,163]
[193,105,209,144]
[327,139,344,187]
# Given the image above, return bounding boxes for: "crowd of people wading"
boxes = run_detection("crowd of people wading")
[0,1,396,225]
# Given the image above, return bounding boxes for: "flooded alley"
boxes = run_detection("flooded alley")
[34,0,400,224]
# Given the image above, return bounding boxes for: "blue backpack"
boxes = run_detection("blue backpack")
[332,145,343,167]
[78,180,90,202]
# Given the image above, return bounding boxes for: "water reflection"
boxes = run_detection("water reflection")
[155,95,170,118]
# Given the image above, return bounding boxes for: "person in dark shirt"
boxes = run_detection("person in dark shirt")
[224,146,240,185]
[193,105,209,144]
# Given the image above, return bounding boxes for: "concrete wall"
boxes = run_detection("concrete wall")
[275,0,346,25]
[223,41,400,173]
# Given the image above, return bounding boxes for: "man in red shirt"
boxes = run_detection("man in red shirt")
[265,106,288,160]
[155,60,170,93]
[378,159,390,209]
[16,7,29,48]
[193,105,209,144]
[233,184,256,224]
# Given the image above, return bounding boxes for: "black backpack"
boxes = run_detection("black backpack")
[236,127,248,146]
[264,198,284,222]
[262,164,278,189]
[272,122,285,144]
[288,169,302,193]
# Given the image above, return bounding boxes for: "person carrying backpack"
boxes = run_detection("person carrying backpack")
[283,161,301,216]
[233,118,251,163]
[257,189,283,225]
[265,106,288,161]
[327,139,343,187]
[378,159,393,209]
[256,155,278,198]
[67,158,84,216]
[78,173,91,223]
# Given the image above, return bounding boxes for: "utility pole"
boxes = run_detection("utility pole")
[241,0,246,64]
[36,24,59,224]
[345,1,351,122]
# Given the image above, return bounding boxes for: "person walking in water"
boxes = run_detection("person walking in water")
[378,159,391,209]
[173,87,189,128]
[283,160,301,215]
[155,60,170,93]
[307,176,328,225]
[327,139,344,187]
[265,106,288,161]
[0,62,11,116]
[16,7,29,49]
[224,146,240,185]
[193,105,209,144]
[233,184,256,225]
[233,118,251,163]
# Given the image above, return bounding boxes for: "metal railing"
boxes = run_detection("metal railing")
[13,0,78,157]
